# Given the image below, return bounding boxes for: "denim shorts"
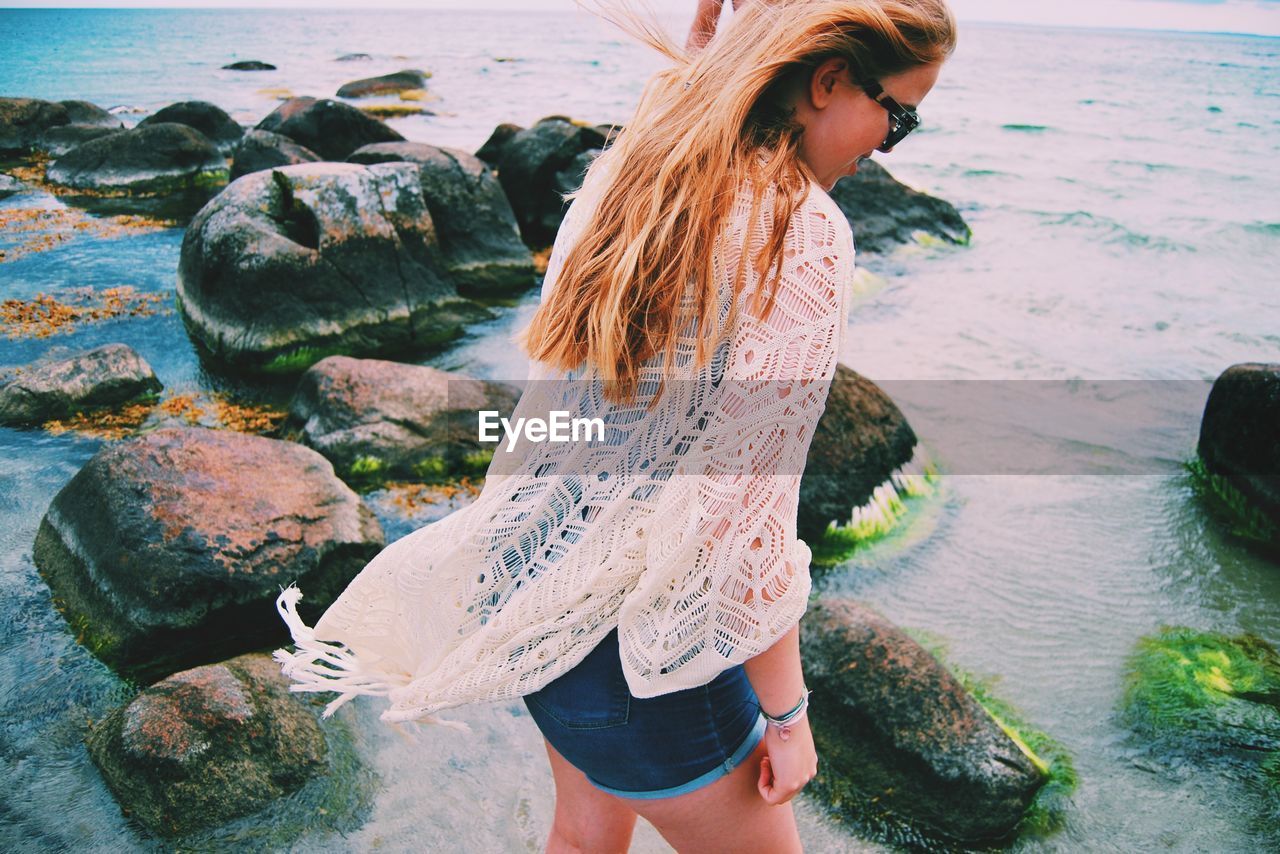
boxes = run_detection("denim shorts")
[522,625,768,800]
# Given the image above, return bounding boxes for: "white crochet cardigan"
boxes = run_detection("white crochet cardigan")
[273,149,855,731]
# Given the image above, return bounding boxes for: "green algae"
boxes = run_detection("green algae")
[810,462,941,568]
[1120,626,1280,794]
[261,344,353,375]
[1184,455,1279,550]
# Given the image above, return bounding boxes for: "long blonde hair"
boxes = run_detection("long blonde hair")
[520,0,957,402]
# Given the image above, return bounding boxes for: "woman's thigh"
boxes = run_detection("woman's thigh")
[621,736,802,854]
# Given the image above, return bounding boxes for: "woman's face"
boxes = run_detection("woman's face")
[792,58,943,191]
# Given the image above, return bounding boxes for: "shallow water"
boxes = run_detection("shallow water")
[1,8,1279,852]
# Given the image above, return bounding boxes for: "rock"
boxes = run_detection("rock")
[477,117,608,247]
[85,653,328,838]
[1197,362,1280,534]
[139,101,244,155]
[256,96,403,161]
[800,598,1046,843]
[0,97,70,153]
[45,122,229,195]
[0,172,23,199]
[177,162,487,374]
[0,343,163,427]
[222,60,276,71]
[336,68,430,99]
[797,364,918,540]
[828,159,970,254]
[288,355,520,483]
[348,141,535,294]
[32,425,385,682]
[36,124,125,157]
[474,121,521,166]
[552,148,600,200]
[1121,626,1280,754]
[59,99,121,128]
[335,53,372,62]
[230,128,321,180]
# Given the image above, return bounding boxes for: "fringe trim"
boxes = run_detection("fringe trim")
[272,582,473,734]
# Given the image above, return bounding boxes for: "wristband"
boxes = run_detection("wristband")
[762,689,811,741]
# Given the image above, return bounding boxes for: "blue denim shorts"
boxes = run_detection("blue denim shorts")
[522,625,768,800]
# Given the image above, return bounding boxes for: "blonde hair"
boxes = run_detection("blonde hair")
[520,0,957,402]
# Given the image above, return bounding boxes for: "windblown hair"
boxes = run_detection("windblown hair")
[520,0,957,402]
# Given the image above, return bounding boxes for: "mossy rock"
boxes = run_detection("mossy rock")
[809,459,940,569]
[1186,455,1279,554]
[85,653,376,841]
[1121,626,1280,762]
[800,599,1055,845]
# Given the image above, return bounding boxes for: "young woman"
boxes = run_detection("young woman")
[274,1,955,851]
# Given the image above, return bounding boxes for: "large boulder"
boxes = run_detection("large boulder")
[139,100,244,155]
[85,653,328,838]
[828,159,970,254]
[798,364,918,540]
[475,116,608,248]
[0,343,162,427]
[348,141,535,294]
[32,425,385,683]
[336,68,430,98]
[36,124,125,157]
[0,97,70,152]
[288,355,520,483]
[230,128,322,180]
[177,162,487,374]
[1197,362,1280,537]
[800,599,1047,843]
[59,99,121,128]
[255,96,403,161]
[45,122,229,195]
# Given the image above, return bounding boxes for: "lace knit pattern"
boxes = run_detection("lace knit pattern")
[273,149,855,727]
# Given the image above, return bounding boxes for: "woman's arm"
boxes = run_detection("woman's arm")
[743,622,817,805]
[742,622,805,718]
[685,0,725,52]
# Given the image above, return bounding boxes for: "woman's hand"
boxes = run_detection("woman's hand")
[756,715,818,805]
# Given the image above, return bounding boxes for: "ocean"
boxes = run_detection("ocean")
[1,7,1278,851]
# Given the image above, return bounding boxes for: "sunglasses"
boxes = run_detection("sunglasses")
[856,78,921,152]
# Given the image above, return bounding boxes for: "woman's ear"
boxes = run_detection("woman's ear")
[808,56,851,110]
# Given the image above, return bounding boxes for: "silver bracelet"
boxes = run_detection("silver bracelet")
[762,689,811,740]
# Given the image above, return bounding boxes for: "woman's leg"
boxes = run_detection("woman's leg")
[543,737,639,853]
[622,736,802,854]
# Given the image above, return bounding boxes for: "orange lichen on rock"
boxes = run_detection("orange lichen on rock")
[0,206,175,264]
[42,400,157,440]
[532,247,552,275]
[39,391,288,441]
[1,286,170,338]
[158,392,206,424]
[209,393,289,434]
[385,477,482,513]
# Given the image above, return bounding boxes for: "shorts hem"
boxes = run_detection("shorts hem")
[585,712,767,800]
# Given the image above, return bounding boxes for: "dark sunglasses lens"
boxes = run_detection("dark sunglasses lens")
[883,114,918,150]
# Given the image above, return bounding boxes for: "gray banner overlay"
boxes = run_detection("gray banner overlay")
[435,378,1254,476]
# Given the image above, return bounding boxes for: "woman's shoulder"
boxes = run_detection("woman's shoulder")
[732,167,855,261]
[796,180,856,260]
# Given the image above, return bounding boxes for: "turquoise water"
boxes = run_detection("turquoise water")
[2,8,1279,851]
